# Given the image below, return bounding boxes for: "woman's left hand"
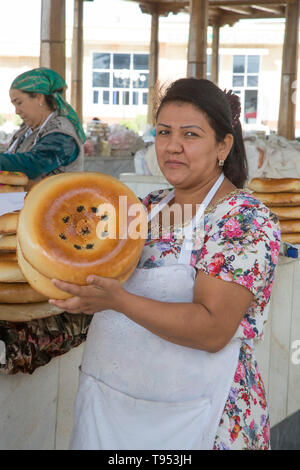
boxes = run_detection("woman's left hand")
[49,275,125,315]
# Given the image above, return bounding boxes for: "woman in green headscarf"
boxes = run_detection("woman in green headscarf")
[0,67,86,184]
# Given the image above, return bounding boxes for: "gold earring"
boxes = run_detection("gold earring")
[218,159,224,167]
[40,103,43,107]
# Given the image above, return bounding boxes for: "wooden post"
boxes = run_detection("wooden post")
[277,0,300,139]
[147,7,160,125]
[40,0,66,80]
[211,24,220,84]
[71,0,84,123]
[187,0,209,78]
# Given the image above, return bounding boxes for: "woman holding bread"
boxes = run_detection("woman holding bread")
[0,67,85,183]
[49,78,280,450]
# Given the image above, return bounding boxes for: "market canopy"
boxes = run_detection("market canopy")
[39,0,299,139]
[128,0,288,25]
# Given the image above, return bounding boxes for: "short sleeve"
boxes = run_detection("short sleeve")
[195,195,281,307]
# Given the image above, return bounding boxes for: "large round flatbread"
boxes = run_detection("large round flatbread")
[281,233,300,244]
[249,177,300,193]
[0,302,62,321]
[279,220,300,234]
[0,260,26,282]
[0,234,17,251]
[252,192,300,207]
[17,241,71,300]
[0,252,17,262]
[0,212,19,234]
[18,172,146,296]
[0,171,28,186]
[0,184,25,193]
[0,282,47,303]
[268,206,300,220]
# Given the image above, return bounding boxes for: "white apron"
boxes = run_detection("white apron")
[70,173,242,450]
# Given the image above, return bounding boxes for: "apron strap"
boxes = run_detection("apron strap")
[147,189,174,223]
[178,173,225,265]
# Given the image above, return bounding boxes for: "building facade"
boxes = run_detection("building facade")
[0,0,299,134]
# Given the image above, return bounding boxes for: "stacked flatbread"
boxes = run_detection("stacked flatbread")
[0,171,47,303]
[249,177,300,244]
[0,170,28,193]
[0,210,47,303]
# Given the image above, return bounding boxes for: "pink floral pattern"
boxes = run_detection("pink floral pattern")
[140,188,281,450]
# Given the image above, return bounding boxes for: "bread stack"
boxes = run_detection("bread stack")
[0,170,28,193]
[0,171,47,303]
[249,177,300,244]
[0,210,47,303]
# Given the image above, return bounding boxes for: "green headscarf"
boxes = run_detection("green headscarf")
[10,67,86,143]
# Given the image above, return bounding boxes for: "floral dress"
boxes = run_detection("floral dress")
[139,188,281,450]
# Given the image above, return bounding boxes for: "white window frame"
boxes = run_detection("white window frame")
[232,54,260,125]
[91,52,149,113]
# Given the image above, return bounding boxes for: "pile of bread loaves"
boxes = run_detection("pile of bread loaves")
[0,172,47,304]
[0,170,28,193]
[249,177,300,245]
[0,170,146,308]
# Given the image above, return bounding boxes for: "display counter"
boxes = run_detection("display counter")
[84,155,135,179]
[255,254,300,428]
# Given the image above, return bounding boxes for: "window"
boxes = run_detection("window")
[207,55,211,80]
[232,55,260,124]
[92,52,149,107]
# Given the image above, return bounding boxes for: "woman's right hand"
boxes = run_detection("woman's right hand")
[49,275,126,315]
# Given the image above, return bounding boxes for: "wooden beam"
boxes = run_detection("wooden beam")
[147,8,160,125]
[40,0,66,80]
[277,0,300,139]
[71,0,84,123]
[209,0,290,5]
[210,24,220,84]
[251,4,283,14]
[219,6,252,14]
[187,0,209,78]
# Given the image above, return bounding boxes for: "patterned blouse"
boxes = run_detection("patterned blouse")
[140,188,281,450]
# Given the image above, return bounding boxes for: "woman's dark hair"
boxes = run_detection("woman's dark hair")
[155,78,248,188]
[23,88,64,112]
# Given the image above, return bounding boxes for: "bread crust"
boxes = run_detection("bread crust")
[0,212,19,234]
[0,260,26,282]
[0,184,25,193]
[0,282,46,303]
[0,252,17,262]
[281,233,300,244]
[17,241,71,300]
[268,206,300,220]
[249,178,300,193]
[252,192,300,206]
[0,234,17,251]
[0,171,28,186]
[279,220,300,233]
